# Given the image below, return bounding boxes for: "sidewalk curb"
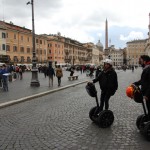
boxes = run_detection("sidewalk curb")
[0,80,88,109]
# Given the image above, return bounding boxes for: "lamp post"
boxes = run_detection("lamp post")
[27,0,40,86]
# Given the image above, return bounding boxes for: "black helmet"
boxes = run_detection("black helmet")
[85,82,97,97]
[132,84,143,103]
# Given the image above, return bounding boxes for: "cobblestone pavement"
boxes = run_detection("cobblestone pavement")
[0,70,89,103]
[0,68,150,150]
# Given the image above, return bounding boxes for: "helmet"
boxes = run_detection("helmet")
[126,86,134,98]
[103,59,113,65]
[85,82,97,97]
[126,84,143,103]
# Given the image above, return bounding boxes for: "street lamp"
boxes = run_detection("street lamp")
[27,0,40,86]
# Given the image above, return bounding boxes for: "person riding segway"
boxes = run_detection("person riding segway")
[126,55,150,141]
[126,84,150,141]
[86,59,118,128]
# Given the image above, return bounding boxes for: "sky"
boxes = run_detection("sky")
[0,0,150,49]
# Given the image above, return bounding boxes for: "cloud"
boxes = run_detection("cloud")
[120,31,145,41]
[0,0,149,49]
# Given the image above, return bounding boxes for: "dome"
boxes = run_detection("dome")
[96,40,103,48]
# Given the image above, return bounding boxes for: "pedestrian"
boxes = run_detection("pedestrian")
[1,64,9,91]
[15,65,20,78]
[42,65,47,78]
[56,65,63,86]
[95,66,102,78]
[89,66,94,78]
[0,66,3,88]
[70,67,74,76]
[19,66,23,80]
[93,59,118,111]
[47,65,55,87]
[133,55,150,119]
[80,66,83,74]
[132,66,134,72]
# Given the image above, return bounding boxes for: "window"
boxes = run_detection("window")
[14,34,16,39]
[14,56,18,62]
[40,40,42,44]
[44,49,46,54]
[6,45,10,51]
[20,47,24,53]
[2,44,5,50]
[40,50,42,54]
[2,32,6,38]
[13,46,17,52]
[27,37,30,42]
[6,33,8,38]
[21,56,24,62]
[21,36,23,41]
[27,57,31,63]
[36,39,38,43]
[49,50,51,54]
[27,48,30,53]
[36,49,39,54]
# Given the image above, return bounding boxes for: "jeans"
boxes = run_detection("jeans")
[57,77,61,86]
[99,90,111,111]
[49,76,53,87]
[2,78,8,91]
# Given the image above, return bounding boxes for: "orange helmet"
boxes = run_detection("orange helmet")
[126,85,134,98]
[126,84,143,103]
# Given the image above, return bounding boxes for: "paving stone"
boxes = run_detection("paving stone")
[0,69,150,149]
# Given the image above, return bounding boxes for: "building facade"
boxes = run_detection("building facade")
[0,21,47,65]
[126,40,147,66]
[0,22,10,63]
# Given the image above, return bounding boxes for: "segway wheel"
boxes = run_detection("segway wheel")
[89,106,99,122]
[136,114,146,130]
[138,115,149,132]
[143,121,150,141]
[98,110,114,128]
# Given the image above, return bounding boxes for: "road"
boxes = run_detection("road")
[0,68,150,150]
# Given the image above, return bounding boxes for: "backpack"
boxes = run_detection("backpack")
[16,67,19,72]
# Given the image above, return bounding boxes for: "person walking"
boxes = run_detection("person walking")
[0,66,2,88]
[132,66,134,72]
[93,59,118,111]
[70,67,74,76]
[15,65,20,78]
[95,66,102,78]
[47,65,55,87]
[133,55,150,119]
[56,65,63,86]
[19,65,23,80]
[42,65,47,78]
[1,64,9,91]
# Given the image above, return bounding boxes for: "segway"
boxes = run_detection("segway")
[85,82,114,128]
[126,84,150,141]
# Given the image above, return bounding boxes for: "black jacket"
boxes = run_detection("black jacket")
[47,67,55,76]
[134,64,150,99]
[93,68,118,95]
